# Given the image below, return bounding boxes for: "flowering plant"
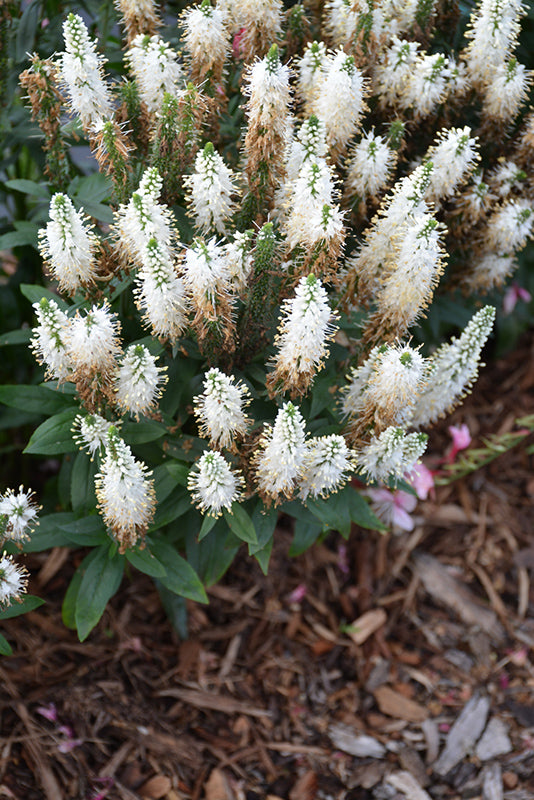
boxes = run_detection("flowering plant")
[1,0,533,643]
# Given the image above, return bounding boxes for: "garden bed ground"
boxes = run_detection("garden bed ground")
[1,332,533,800]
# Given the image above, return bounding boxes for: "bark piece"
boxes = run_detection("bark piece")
[386,771,432,800]
[434,694,490,776]
[328,723,386,758]
[347,608,387,645]
[482,763,503,800]
[476,718,512,761]
[413,553,505,641]
[140,775,172,799]
[373,686,428,723]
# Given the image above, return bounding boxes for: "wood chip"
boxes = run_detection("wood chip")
[373,686,428,723]
[434,694,490,776]
[421,718,440,765]
[328,724,386,758]
[158,687,271,718]
[386,770,432,800]
[413,553,505,641]
[289,771,317,800]
[476,718,512,761]
[346,609,387,645]
[203,769,234,800]
[482,763,503,800]
[140,775,172,799]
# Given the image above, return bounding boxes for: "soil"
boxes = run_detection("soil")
[1,332,533,800]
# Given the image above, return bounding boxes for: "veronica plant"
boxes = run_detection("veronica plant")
[1,0,533,644]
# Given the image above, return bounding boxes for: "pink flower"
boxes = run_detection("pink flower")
[232,27,246,59]
[288,583,307,604]
[366,488,417,531]
[404,462,435,500]
[445,423,471,463]
[36,703,58,722]
[503,282,532,315]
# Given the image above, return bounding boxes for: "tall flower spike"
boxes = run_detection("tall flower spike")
[356,427,428,484]
[30,297,71,382]
[113,168,176,269]
[194,368,251,450]
[115,0,161,44]
[243,44,292,217]
[373,37,420,108]
[181,1,229,86]
[223,0,283,61]
[345,130,397,210]
[312,51,367,159]
[67,301,122,410]
[125,34,184,116]
[0,555,29,607]
[255,402,307,504]
[363,213,446,344]
[114,344,167,420]
[0,487,40,544]
[463,0,525,88]
[298,435,355,501]
[188,450,243,517]
[58,13,114,131]
[95,427,156,551]
[39,193,99,295]
[184,143,238,235]
[482,59,532,122]
[284,159,344,255]
[73,413,114,459]
[267,274,338,398]
[410,307,496,427]
[401,52,454,119]
[297,41,328,113]
[182,238,234,346]
[135,237,189,343]
[424,127,479,208]
[345,343,432,441]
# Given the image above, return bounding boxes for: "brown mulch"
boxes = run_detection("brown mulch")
[1,334,534,800]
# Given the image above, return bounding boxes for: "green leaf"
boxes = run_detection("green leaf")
[0,595,44,620]
[346,487,387,531]
[20,283,69,311]
[121,420,167,444]
[126,543,167,578]
[15,2,41,61]
[24,408,78,455]
[306,491,352,538]
[75,546,125,641]
[0,226,39,250]
[56,515,108,546]
[0,329,33,347]
[3,179,50,199]
[22,512,76,552]
[248,504,278,555]
[253,537,274,575]
[198,513,217,541]
[155,583,188,639]
[223,503,257,545]
[290,518,322,557]
[71,453,98,512]
[150,539,207,603]
[149,488,191,532]
[187,520,240,587]
[62,567,84,629]
[0,384,75,415]
[0,633,13,656]
[164,461,190,486]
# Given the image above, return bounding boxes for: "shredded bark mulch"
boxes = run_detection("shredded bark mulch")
[1,332,533,800]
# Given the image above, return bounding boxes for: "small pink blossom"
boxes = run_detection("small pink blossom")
[288,583,307,604]
[503,282,532,315]
[366,488,417,531]
[232,27,246,59]
[445,423,471,463]
[36,703,58,722]
[404,462,435,500]
[337,543,349,575]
